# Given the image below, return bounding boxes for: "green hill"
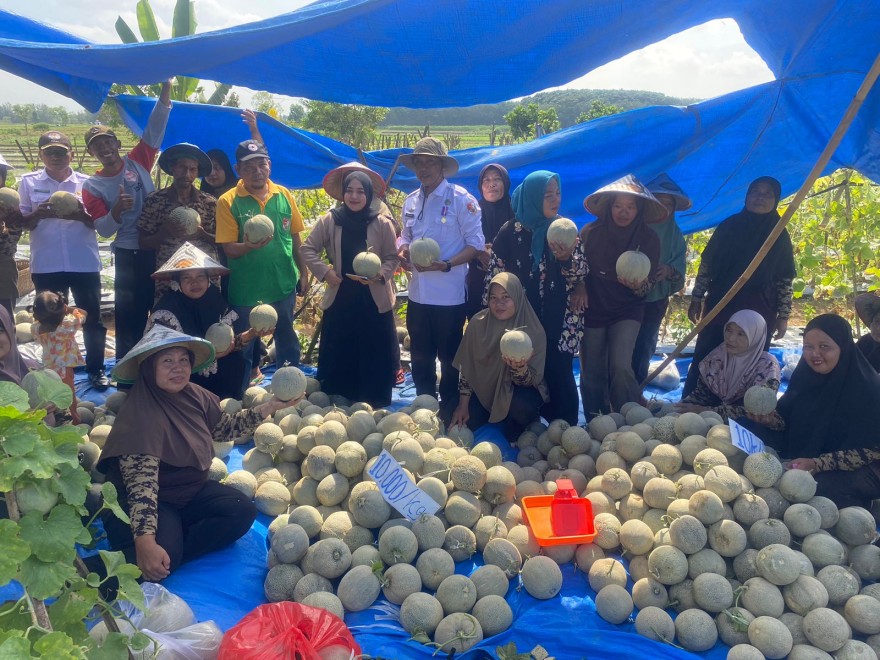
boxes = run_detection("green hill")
[382,89,700,128]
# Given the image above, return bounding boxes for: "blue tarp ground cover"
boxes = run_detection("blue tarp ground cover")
[3,1,880,231]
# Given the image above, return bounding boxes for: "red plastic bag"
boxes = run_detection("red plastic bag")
[219,602,361,660]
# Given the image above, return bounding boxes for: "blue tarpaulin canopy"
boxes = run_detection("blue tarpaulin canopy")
[2,1,879,230]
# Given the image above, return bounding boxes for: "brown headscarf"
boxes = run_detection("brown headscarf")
[99,349,221,471]
[454,272,547,422]
[0,306,35,384]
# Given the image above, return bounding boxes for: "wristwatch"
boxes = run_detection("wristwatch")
[443,260,452,272]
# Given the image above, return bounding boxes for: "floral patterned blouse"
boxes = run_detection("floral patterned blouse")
[37,309,86,372]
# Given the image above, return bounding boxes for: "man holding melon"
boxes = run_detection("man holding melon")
[215,139,307,390]
[16,131,107,389]
[397,138,485,424]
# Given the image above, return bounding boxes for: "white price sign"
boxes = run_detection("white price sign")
[367,450,441,521]
[729,419,766,455]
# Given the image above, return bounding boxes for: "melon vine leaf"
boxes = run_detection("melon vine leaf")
[18,555,77,600]
[0,520,31,583]
[53,463,92,509]
[0,419,39,456]
[99,482,131,525]
[0,384,29,411]
[33,631,81,658]
[0,636,30,656]
[20,505,91,562]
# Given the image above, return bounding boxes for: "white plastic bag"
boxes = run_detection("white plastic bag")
[149,621,223,660]
[139,583,196,633]
[648,358,681,391]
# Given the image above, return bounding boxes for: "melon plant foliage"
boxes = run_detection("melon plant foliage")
[0,381,146,658]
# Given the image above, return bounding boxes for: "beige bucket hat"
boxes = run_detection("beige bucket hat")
[398,137,459,176]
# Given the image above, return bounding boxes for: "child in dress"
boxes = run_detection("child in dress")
[33,291,86,424]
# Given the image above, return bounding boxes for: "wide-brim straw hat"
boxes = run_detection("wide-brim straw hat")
[111,325,215,384]
[158,143,212,177]
[583,174,669,224]
[398,137,459,176]
[322,162,387,201]
[0,153,13,169]
[855,292,880,327]
[646,172,693,212]
[152,242,229,280]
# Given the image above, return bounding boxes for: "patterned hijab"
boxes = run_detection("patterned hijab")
[699,309,776,402]
[0,306,34,385]
[453,272,547,421]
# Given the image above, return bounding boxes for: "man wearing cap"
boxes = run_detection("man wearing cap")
[82,81,172,368]
[17,131,108,386]
[137,143,218,302]
[398,137,484,423]
[215,139,307,381]
[0,153,22,317]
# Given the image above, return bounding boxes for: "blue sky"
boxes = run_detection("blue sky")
[2,1,774,110]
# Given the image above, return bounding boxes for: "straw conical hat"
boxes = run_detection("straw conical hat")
[111,325,215,384]
[322,162,387,201]
[646,172,693,211]
[152,242,229,280]
[583,174,669,224]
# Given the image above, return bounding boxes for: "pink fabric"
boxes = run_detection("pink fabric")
[699,309,772,403]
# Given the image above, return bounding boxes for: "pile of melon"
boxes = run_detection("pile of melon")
[207,388,880,658]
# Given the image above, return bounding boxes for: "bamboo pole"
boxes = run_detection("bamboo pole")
[643,50,880,388]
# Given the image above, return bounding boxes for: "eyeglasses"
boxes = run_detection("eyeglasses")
[42,148,69,158]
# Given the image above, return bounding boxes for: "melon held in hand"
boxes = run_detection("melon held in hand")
[616,249,651,283]
[0,188,20,215]
[744,385,778,415]
[547,217,578,250]
[205,322,234,353]
[353,250,381,279]
[250,303,278,332]
[272,365,307,402]
[500,329,532,361]
[244,214,275,243]
[48,190,80,216]
[168,206,201,236]
[410,237,441,268]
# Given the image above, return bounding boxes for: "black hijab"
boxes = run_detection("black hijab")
[153,276,230,338]
[478,164,515,244]
[582,194,660,281]
[777,314,880,457]
[0,306,34,384]
[702,176,796,292]
[199,149,236,198]
[330,171,378,230]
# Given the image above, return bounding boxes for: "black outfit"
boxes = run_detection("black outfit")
[408,300,466,420]
[114,247,156,361]
[632,297,669,383]
[318,211,396,407]
[151,286,246,400]
[102,473,256,573]
[856,334,880,372]
[32,271,107,375]
[684,196,796,396]
[465,384,545,441]
[491,223,580,424]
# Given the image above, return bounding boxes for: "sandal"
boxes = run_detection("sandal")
[250,373,265,386]
[395,368,406,385]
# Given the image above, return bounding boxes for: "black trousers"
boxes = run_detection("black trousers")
[33,271,107,374]
[632,298,669,385]
[542,347,579,425]
[406,300,466,419]
[467,385,545,442]
[103,479,257,573]
[113,247,156,361]
[815,463,880,510]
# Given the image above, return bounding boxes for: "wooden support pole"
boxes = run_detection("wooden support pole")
[643,50,880,388]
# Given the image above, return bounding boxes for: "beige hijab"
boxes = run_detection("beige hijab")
[454,272,547,421]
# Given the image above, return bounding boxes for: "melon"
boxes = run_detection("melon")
[400,592,444,637]
[0,188,21,215]
[205,322,234,353]
[272,366,307,402]
[499,329,532,361]
[743,385,778,415]
[352,250,381,278]
[48,190,80,216]
[168,206,201,236]
[546,217,578,250]
[14,480,58,515]
[249,304,278,332]
[409,237,441,268]
[244,214,275,243]
[520,556,563,599]
[615,249,651,282]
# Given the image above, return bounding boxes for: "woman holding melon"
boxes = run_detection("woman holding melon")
[675,309,780,421]
[451,272,548,440]
[683,176,796,397]
[299,164,399,406]
[745,314,880,509]
[488,170,587,424]
[146,243,263,400]
[579,175,663,419]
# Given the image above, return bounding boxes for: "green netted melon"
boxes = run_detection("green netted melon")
[409,237,441,267]
[352,250,381,278]
[499,329,532,361]
[272,366,307,402]
[546,217,578,249]
[0,188,21,215]
[615,249,651,282]
[249,304,278,332]
[168,206,201,236]
[48,190,80,216]
[244,214,275,242]
[205,323,234,353]
[743,385,778,415]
